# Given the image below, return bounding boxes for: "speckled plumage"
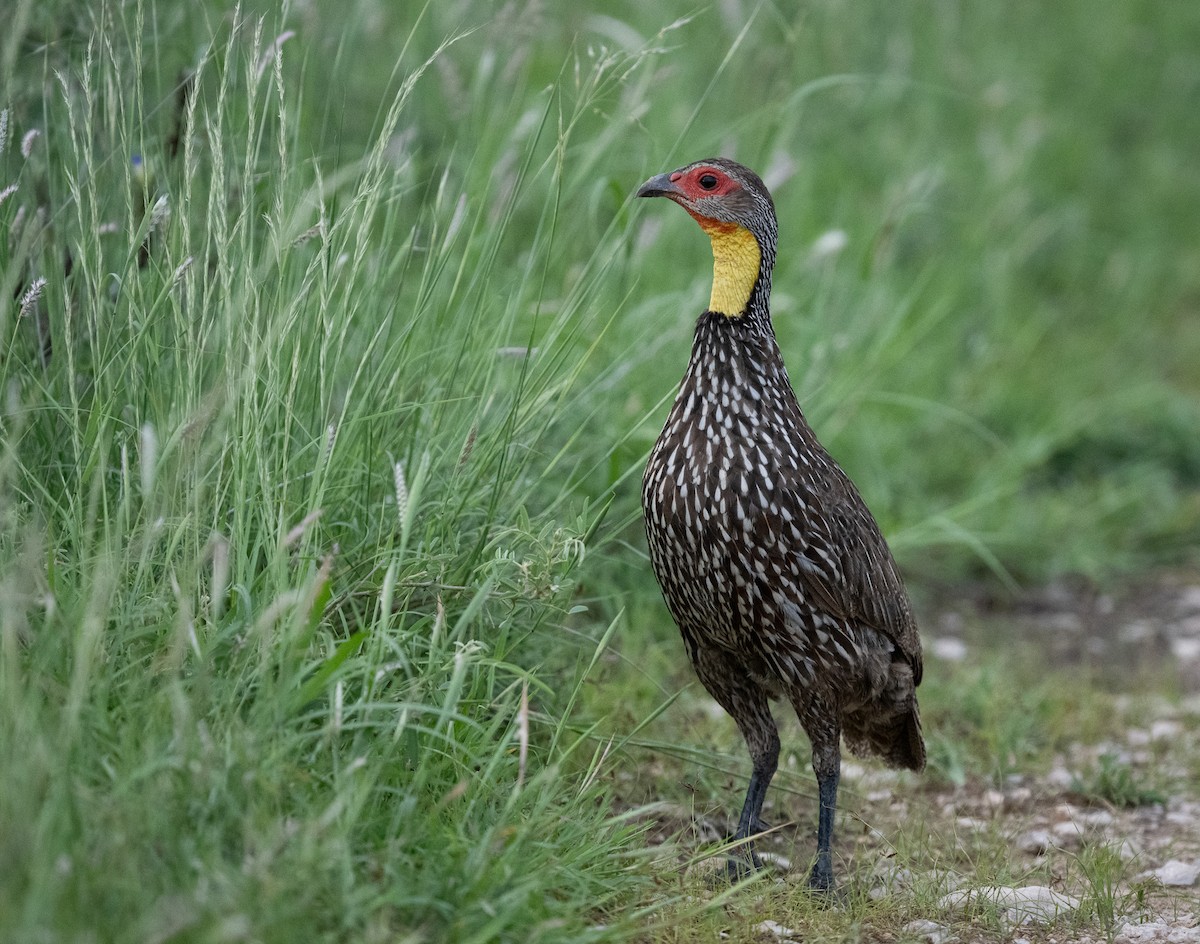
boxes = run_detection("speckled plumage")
[637,158,924,890]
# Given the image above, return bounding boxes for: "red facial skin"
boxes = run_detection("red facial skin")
[669,166,741,200]
[668,166,742,231]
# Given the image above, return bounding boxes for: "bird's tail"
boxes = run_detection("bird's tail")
[845,699,926,772]
[896,704,926,772]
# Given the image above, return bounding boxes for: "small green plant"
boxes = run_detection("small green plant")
[1073,753,1168,809]
[1075,843,1131,941]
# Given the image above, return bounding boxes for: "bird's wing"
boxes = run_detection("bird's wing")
[780,467,924,684]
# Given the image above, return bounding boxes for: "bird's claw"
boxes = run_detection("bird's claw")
[806,862,839,898]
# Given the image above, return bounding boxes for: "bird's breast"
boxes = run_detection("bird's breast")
[643,354,809,597]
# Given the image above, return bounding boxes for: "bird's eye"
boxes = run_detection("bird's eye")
[698,173,718,190]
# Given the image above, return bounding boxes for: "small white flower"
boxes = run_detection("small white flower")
[282,509,323,548]
[290,222,323,247]
[147,194,170,234]
[171,255,194,284]
[19,277,46,318]
[393,461,408,527]
[255,30,295,79]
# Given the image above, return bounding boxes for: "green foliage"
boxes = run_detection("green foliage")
[923,659,1062,786]
[1074,842,1138,942]
[1072,752,1169,810]
[0,3,664,939]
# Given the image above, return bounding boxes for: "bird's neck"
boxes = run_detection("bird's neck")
[694,217,768,319]
[686,311,793,409]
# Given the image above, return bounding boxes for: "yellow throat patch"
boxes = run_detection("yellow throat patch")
[696,217,761,317]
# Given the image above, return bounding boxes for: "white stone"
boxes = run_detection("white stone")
[1046,766,1075,789]
[874,865,913,889]
[1119,620,1157,644]
[756,851,792,871]
[1044,611,1083,631]
[1114,915,1200,943]
[1171,637,1200,662]
[1003,886,1082,925]
[1008,786,1034,805]
[1051,820,1085,849]
[1153,860,1200,887]
[1117,838,1142,862]
[869,863,915,900]
[931,636,969,662]
[756,919,800,940]
[940,885,1080,925]
[1016,829,1053,855]
[1178,585,1200,612]
[904,919,952,944]
[1079,809,1116,828]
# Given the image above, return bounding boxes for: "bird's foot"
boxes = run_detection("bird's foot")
[806,861,840,900]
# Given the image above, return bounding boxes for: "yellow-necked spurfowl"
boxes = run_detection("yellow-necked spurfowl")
[636,158,925,891]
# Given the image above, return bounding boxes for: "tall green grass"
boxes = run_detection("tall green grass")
[0,5,680,940]
[3,0,1199,940]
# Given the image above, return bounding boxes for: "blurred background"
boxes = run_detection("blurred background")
[302,0,1198,582]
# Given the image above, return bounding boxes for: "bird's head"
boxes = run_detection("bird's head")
[636,158,777,319]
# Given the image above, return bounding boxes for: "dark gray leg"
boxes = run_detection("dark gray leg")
[726,723,779,879]
[808,736,841,892]
[735,754,776,839]
[690,651,779,880]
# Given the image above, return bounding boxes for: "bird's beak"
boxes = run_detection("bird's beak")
[636,172,685,201]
